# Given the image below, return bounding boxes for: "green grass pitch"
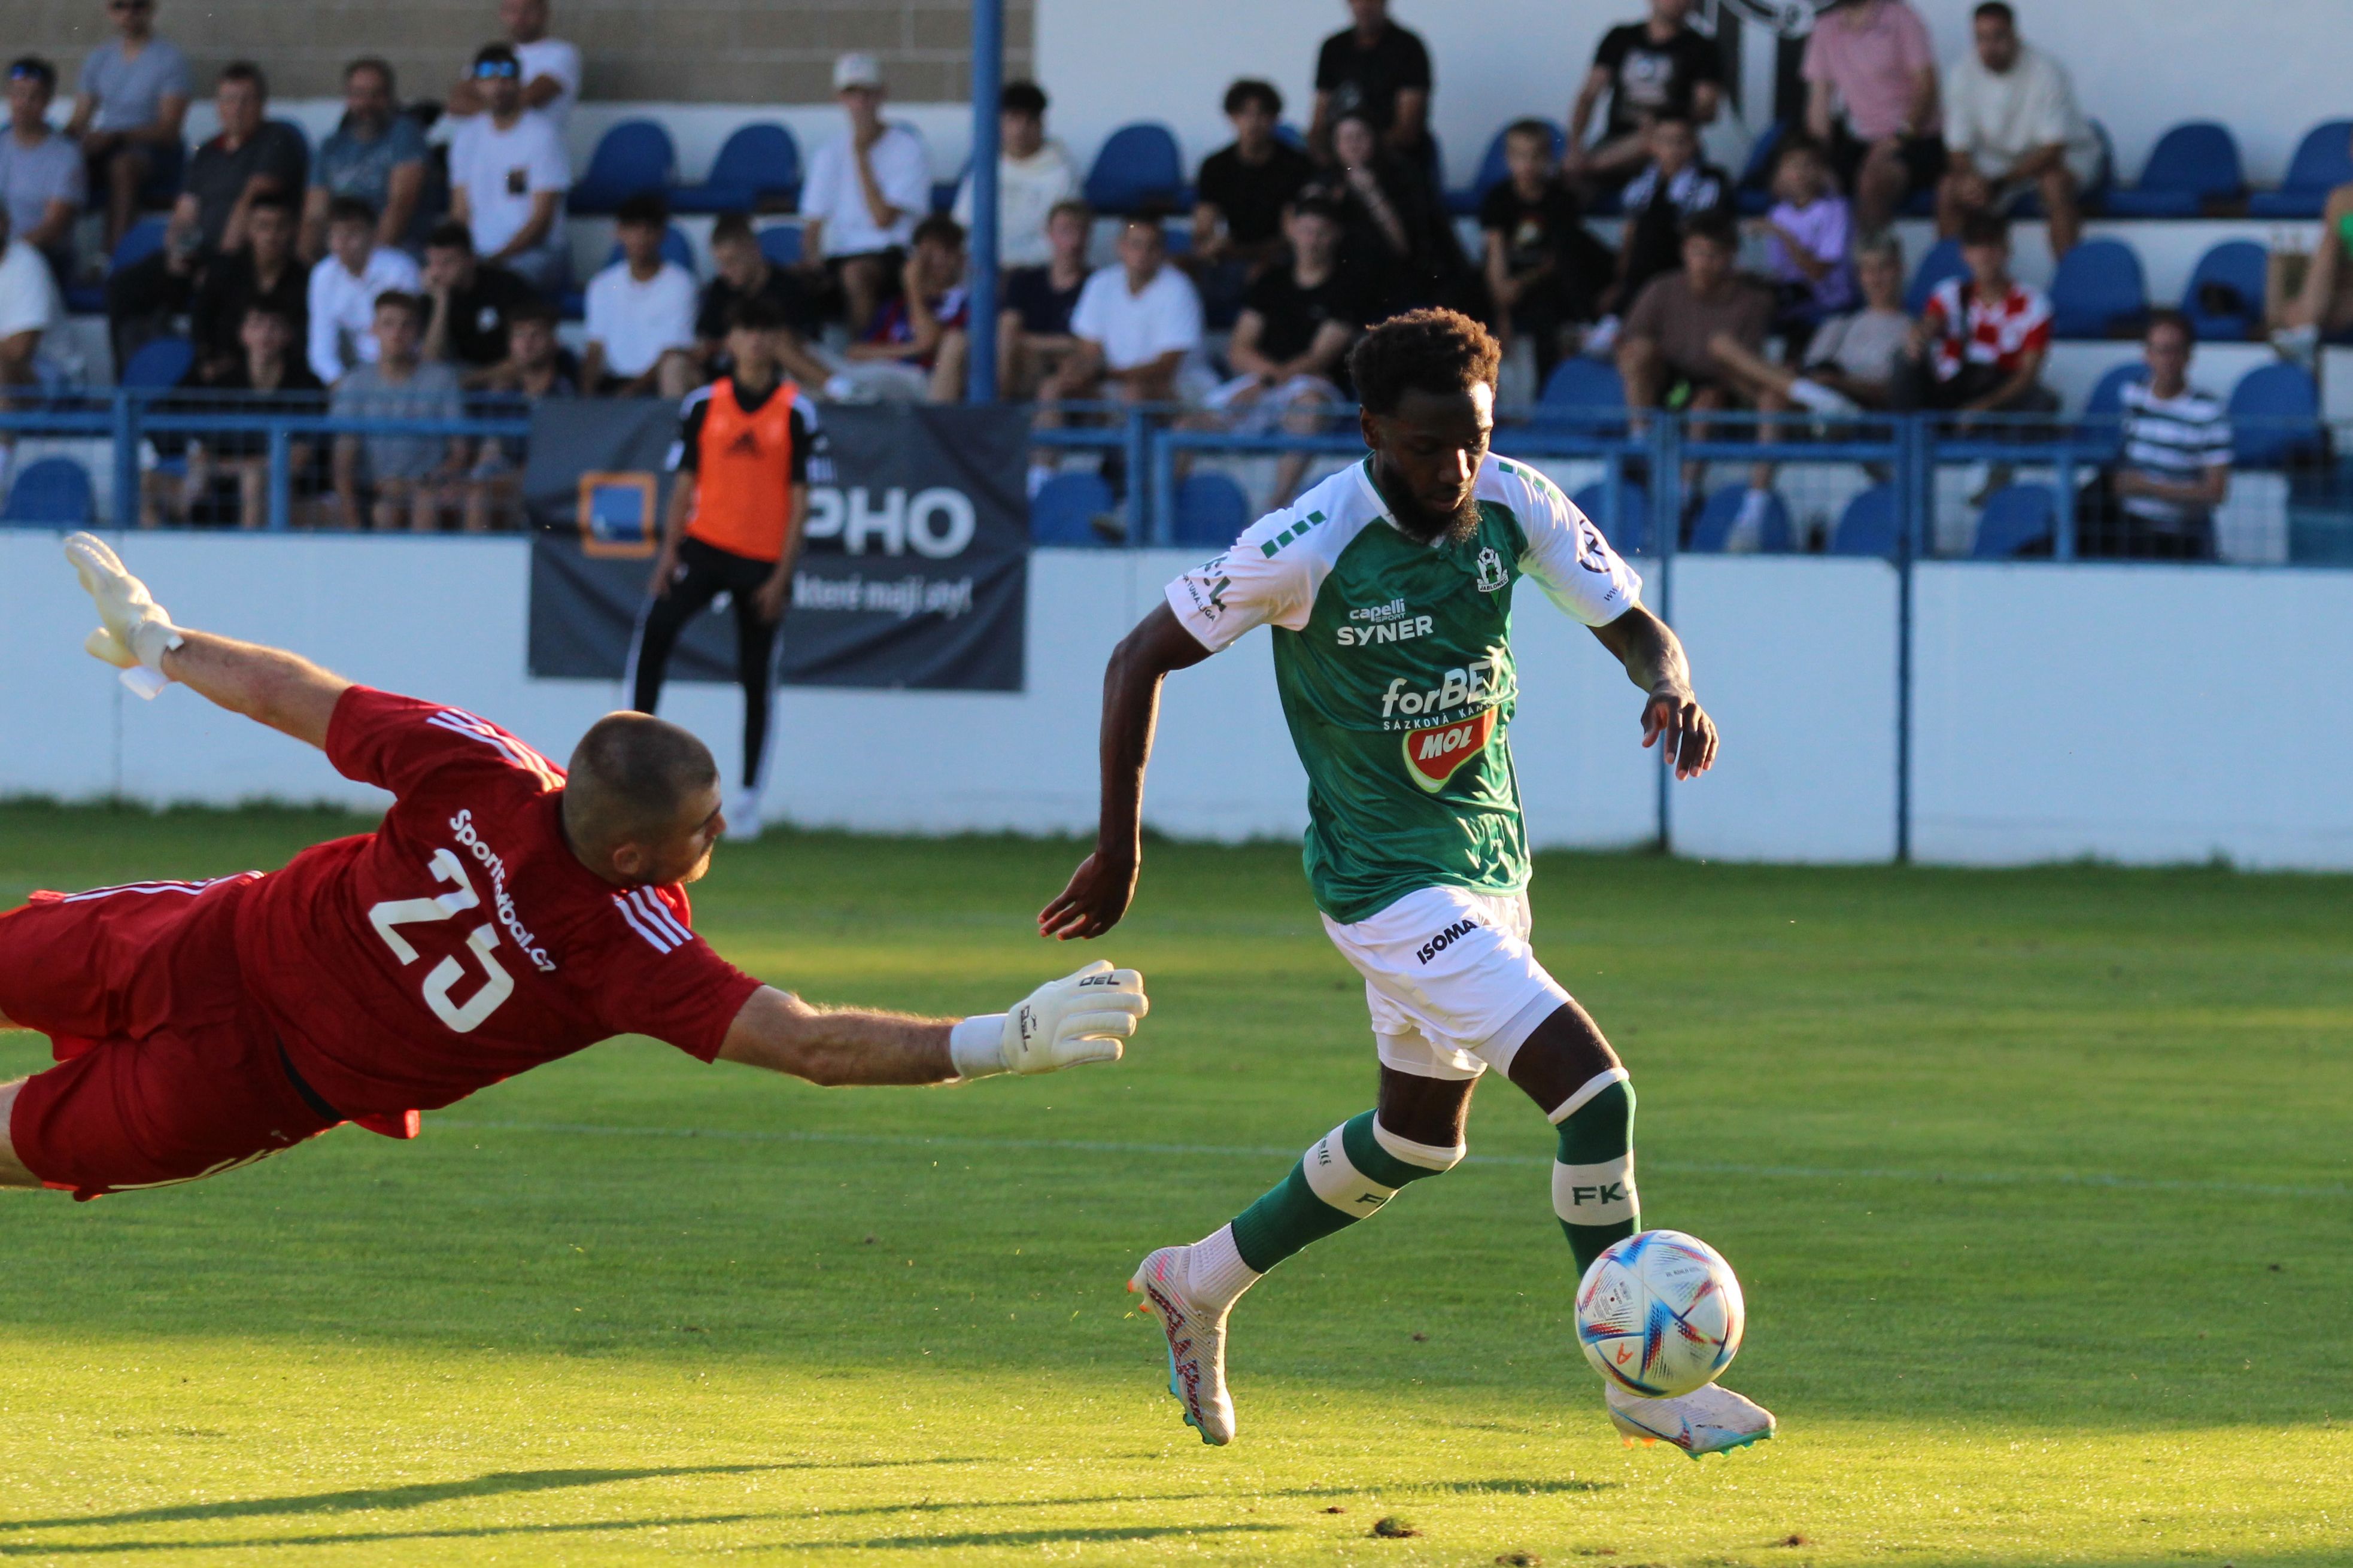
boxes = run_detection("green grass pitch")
[0,802,2347,1566]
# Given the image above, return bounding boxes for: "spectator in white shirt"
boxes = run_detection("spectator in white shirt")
[581,192,698,398]
[952,80,1079,271]
[306,195,422,384]
[1936,1,2100,259]
[1042,217,1204,417]
[447,0,579,131]
[798,53,934,336]
[447,44,571,290]
[0,201,62,407]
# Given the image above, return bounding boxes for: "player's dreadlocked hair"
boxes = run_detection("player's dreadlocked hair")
[1349,308,1501,418]
[564,712,721,855]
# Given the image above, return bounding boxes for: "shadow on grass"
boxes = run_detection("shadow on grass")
[0,1515,761,1555]
[0,1461,983,1532]
[767,1523,1286,1552]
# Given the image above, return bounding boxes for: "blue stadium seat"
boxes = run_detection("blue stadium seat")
[1171,473,1252,547]
[1571,476,1646,555]
[1449,120,1563,217]
[2227,361,2322,469]
[1972,484,2056,558]
[599,223,698,276]
[2249,120,2353,218]
[757,223,804,268]
[1829,482,1900,557]
[2104,121,2243,217]
[1083,123,1184,215]
[2049,239,2147,339]
[669,123,801,214]
[122,335,193,390]
[113,217,168,273]
[1905,236,1966,317]
[1687,484,1792,554]
[2078,361,2147,460]
[1,455,95,525]
[1732,120,1786,217]
[1536,357,1625,419]
[569,119,678,214]
[2181,239,2267,343]
[1030,471,1118,545]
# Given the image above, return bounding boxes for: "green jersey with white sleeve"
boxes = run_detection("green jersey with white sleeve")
[1165,454,1642,924]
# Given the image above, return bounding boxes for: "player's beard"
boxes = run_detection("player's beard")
[1388,488,1483,549]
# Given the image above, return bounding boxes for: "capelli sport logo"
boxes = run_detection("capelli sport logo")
[1401,707,1496,793]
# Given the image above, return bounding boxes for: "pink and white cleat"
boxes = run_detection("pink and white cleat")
[1605,1379,1777,1457]
[1128,1245,1237,1445]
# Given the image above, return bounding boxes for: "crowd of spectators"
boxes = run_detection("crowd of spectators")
[0,0,2270,554]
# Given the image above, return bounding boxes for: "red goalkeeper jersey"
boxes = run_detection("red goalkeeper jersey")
[232,686,764,1119]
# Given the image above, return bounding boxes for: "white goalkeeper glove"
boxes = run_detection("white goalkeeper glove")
[948,960,1148,1079]
[63,533,183,700]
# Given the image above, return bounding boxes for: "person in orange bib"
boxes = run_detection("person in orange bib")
[630,296,817,839]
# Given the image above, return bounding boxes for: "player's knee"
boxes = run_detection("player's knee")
[1370,1114,1465,1180]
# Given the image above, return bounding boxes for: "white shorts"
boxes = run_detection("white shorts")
[1321,886,1572,1082]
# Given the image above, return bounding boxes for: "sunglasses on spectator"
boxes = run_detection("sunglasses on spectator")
[472,59,520,80]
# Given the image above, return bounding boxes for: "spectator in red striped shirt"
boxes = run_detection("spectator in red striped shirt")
[1893,210,2056,421]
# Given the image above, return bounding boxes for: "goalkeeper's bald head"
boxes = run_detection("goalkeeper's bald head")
[563,712,725,886]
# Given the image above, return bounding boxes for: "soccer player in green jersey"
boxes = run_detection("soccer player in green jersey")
[1039,309,1772,1457]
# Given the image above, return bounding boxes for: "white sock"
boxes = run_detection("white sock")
[1582,315,1621,357]
[1026,463,1055,499]
[1786,376,1857,415]
[1186,1223,1261,1312]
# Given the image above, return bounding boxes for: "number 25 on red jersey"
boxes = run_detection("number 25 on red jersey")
[366,847,516,1034]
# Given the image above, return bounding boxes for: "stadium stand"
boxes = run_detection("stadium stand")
[1,455,96,525]
[2104,121,2245,217]
[1029,470,1117,545]
[1571,476,1646,555]
[1972,483,2058,558]
[1689,484,1793,554]
[1905,237,1966,318]
[1450,120,1563,218]
[2246,120,2353,218]
[2180,239,2267,342]
[1537,358,1624,421]
[1082,123,1185,217]
[1170,472,1250,547]
[2227,361,2322,467]
[2048,239,2148,339]
[667,123,801,214]
[1830,482,1901,557]
[756,223,804,268]
[120,336,195,391]
[569,119,678,215]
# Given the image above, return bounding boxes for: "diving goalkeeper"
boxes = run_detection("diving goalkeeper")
[0,536,1147,1201]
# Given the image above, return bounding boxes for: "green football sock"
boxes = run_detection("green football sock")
[1552,1070,1638,1274]
[1227,1111,1459,1274]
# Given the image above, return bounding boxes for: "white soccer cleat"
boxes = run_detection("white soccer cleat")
[722,785,764,841]
[1128,1245,1237,1446]
[1605,1379,1775,1458]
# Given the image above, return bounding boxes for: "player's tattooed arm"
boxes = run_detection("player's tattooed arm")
[1588,605,1719,782]
[1039,604,1214,941]
[161,631,354,752]
[717,986,961,1086]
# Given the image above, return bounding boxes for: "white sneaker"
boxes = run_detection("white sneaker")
[722,785,763,841]
[1128,1245,1237,1445]
[2272,324,2321,367]
[1787,376,1862,416]
[1605,1380,1776,1457]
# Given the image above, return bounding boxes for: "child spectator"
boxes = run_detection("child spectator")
[2095,310,2231,560]
[150,302,323,529]
[186,190,303,383]
[467,295,577,531]
[581,193,699,399]
[696,214,833,387]
[1611,111,1729,314]
[1895,210,2057,421]
[306,195,422,384]
[65,0,191,251]
[302,59,426,264]
[1750,138,1854,350]
[952,81,1078,271]
[998,198,1092,399]
[418,221,537,384]
[446,44,570,291]
[824,213,970,403]
[330,291,467,531]
[0,59,86,282]
[1707,233,1913,414]
[1480,118,1613,385]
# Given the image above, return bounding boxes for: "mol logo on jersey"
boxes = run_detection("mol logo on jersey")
[1401,707,1496,792]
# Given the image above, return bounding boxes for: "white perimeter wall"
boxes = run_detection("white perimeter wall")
[4,529,2349,870]
[1036,0,2348,192]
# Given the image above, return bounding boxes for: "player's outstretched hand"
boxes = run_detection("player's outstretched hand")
[1642,686,1719,781]
[1038,845,1138,941]
[1001,959,1148,1073]
[63,533,183,695]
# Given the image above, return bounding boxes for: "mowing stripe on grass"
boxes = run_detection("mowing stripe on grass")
[428,1119,2348,1201]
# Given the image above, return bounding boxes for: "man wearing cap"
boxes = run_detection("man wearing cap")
[446,42,571,291]
[0,59,86,282]
[797,53,933,338]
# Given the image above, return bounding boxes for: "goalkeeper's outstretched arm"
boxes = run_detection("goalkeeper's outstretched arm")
[717,962,1149,1087]
[63,532,350,749]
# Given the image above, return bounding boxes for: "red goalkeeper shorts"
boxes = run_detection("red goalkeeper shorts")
[0,875,339,1200]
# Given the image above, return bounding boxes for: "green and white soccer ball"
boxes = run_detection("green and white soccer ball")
[1574,1229,1745,1399]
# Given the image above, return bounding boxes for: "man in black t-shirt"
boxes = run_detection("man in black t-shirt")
[697,214,836,390]
[998,197,1092,399]
[1309,0,1432,166]
[1194,81,1315,270]
[1566,0,1723,187]
[418,221,537,385]
[186,192,304,382]
[1480,121,1614,385]
[1204,197,1362,508]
